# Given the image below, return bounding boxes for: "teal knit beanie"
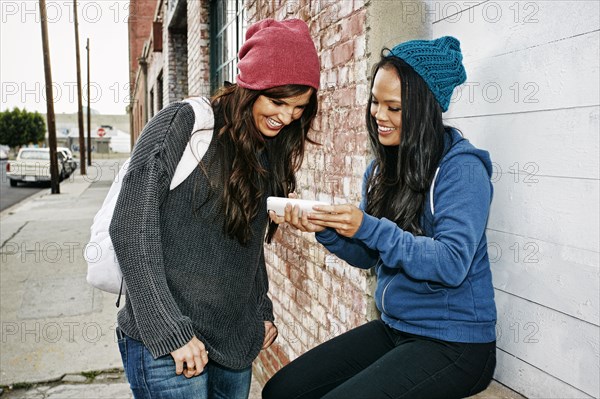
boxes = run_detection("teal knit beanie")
[389,36,466,112]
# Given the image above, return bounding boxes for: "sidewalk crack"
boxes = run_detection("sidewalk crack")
[0,221,29,250]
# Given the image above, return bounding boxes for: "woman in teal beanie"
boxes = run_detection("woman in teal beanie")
[264,36,497,398]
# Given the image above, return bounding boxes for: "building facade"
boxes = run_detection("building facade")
[128,1,600,397]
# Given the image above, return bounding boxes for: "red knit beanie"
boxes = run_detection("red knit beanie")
[237,19,320,91]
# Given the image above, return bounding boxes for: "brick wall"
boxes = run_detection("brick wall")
[166,32,189,103]
[146,2,165,119]
[147,51,165,119]
[132,67,147,142]
[128,0,157,141]
[247,0,377,387]
[128,0,156,91]
[187,0,211,97]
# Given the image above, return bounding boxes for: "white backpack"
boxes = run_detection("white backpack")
[84,97,214,305]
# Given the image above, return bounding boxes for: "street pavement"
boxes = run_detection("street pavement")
[0,160,46,212]
[0,158,520,399]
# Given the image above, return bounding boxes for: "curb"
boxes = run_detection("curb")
[0,188,50,219]
[0,369,128,398]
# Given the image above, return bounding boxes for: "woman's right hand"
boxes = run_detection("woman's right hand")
[268,193,326,233]
[170,336,208,378]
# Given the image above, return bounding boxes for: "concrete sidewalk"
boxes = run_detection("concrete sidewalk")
[0,159,263,398]
[0,159,522,399]
[1,160,124,381]
[1,160,126,394]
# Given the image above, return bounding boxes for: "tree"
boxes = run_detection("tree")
[27,111,46,144]
[0,107,47,148]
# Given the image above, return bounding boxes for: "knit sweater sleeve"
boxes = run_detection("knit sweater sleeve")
[109,102,196,358]
[255,250,274,322]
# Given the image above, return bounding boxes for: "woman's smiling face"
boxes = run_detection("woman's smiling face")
[252,89,313,138]
[370,67,402,146]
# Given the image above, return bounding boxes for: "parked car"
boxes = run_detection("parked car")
[6,148,68,186]
[57,147,78,177]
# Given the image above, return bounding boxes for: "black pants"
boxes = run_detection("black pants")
[262,320,496,399]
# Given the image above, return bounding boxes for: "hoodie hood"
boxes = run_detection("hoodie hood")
[442,129,493,178]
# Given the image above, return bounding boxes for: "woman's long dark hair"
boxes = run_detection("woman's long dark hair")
[365,52,454,236]
[210,84,318,245]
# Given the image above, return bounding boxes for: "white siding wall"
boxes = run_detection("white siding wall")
[427,1,599,397]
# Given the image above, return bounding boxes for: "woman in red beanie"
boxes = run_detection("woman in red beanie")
[110,18,320,399]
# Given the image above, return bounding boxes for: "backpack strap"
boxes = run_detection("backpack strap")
[170,97,214,190]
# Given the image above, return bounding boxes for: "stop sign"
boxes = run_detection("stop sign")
[97,128,106,137]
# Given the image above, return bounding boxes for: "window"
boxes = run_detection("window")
[157,71,164,111]
[210,0,246,93]
[20,150,49,160]
[149,88,154,118]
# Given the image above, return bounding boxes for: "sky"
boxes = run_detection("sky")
[1,0,130,115]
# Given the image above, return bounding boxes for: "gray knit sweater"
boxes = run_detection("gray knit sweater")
[109,101,274,369]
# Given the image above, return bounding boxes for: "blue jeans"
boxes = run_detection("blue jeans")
[117,328,252,399]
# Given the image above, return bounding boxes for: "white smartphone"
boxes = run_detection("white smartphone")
[267,197,329,216]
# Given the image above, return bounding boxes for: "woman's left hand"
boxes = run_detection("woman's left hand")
[268,193,326,233]
[307,204,364,238]
[262,321,278,349]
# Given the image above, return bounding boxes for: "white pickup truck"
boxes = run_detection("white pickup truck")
[6,148,70,187]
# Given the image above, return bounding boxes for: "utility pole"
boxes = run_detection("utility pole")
[73,0,86,174]
[39,0,59,194]
[86,38,91,166]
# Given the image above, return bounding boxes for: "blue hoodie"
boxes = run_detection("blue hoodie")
[316,130,496,343]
